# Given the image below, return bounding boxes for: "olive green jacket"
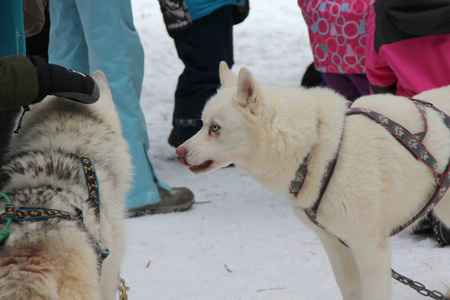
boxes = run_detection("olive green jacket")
[0,55,39,111]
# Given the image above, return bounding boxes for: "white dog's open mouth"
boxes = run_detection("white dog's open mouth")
[189,160,214,173]
[187,160,214,173]
[178,156,215,173]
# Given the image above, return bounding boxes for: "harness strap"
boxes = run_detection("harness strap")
[411,100,429,142]
[297,153,341,226]
[290,99,450,238]
[347,102,440,185]
[0,198,108,270]
[0,153,109,275]
[347,99,450,236]
[289,155,308,197]
[290,117,346,224]
[74,153,101,219]
[391,164,450,235]
[0,203,83,222]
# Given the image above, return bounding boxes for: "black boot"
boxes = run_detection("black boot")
[301,62,324,88]
[431,214,450,246]
[29,55,100,105]
[413,212,433,235]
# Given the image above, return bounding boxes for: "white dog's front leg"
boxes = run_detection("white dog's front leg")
[348,236,391,300]
[314,228,361,300]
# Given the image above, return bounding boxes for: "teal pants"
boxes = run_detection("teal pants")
[48,0,168,209]
[0,0,26,57]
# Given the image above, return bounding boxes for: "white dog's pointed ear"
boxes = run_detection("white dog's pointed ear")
[219,61,238,87]
[237,68,263,115]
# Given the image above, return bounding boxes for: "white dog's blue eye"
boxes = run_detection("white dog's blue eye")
[211,124,220,132]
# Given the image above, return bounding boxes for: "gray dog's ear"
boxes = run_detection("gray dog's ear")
[237,67,264,116]
[219,61,238,88]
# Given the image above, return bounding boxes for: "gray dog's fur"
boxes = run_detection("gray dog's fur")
[0,71,132,300]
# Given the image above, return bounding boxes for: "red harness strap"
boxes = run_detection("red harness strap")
[289,108,346,229]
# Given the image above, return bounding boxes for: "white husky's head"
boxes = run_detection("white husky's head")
[176,62,272,174]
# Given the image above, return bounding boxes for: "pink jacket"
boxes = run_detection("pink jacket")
[298,0,371,74]
[365,0,450,97]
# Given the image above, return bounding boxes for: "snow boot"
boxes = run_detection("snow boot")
[431,214,450,247]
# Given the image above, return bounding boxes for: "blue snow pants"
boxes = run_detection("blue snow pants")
[0,0,26,57]
[48,0,167,209]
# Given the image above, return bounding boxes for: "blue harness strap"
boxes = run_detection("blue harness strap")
[0,154,109,274]
[74,153,101,219]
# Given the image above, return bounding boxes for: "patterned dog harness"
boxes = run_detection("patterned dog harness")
[0,153,109,275]
[290,99,450,236]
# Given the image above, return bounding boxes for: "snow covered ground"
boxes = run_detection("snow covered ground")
[121,1,450,299]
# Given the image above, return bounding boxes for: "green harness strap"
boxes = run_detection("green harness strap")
[0,193,12,243]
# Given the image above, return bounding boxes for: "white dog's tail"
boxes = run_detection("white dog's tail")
[89,70,126,137]
[91,70,115,110]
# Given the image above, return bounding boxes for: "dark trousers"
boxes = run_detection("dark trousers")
[0,108,20,166]
[321,72,370,101]
[173,5,234,144]
[26,9,50,62]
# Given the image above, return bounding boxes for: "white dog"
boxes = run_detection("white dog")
[0,71,132,300]
[176,62,450,300]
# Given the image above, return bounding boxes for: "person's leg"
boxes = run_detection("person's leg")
[171,5,234,146]
[0,109,21,167]
[348,73,371,98]
[63,0,163,209]
[26,9,50,61]
[48,0,193,213]
[301,62,324,88]
[0,0,26,57]
[48,0,89,73]
[321,73,361,101]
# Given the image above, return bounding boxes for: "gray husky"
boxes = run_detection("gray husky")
[0,71,132,300]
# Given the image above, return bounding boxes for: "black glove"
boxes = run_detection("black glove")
[233,0,250,25]
[158,0,192,40]
[29,55,100,105]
